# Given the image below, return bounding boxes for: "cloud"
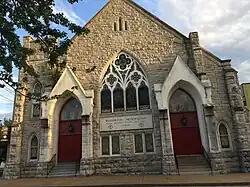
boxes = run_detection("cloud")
[235,60,250,83]
[137,0,250,83]
[53,0,86,26]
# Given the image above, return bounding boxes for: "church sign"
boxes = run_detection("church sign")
[100,114,153,131]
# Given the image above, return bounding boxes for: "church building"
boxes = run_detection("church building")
[3,0,250,178]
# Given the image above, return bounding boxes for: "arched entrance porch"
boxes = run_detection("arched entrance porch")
[58,98,82,162]
[169,89,202,155]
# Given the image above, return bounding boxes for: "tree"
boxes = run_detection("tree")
[0,118,12,143]
[0,0,89,94]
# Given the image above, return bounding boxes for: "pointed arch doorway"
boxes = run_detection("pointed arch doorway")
[169,89,202,155]
[58,98,82,162]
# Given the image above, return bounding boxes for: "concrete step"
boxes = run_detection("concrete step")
[178,167,211,172]
[48,162,80,178]
[179,170,212,175]
[178,165,210,170]
[176,154,211,175]
[47,173,76,178]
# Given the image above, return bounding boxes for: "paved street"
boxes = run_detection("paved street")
[1,173,250,187]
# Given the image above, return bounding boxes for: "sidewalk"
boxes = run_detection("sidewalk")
[1,173,250,187]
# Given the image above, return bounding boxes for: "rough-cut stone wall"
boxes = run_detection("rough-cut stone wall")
[4,36,51,178]
[5,0,250,178]
[66,0,190,163]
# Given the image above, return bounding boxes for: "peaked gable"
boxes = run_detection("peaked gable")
[154,56,211,110]
[72,0,187,42]
[50,65,93,98]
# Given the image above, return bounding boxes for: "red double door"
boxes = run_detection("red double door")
[58,120,82,162]
[170,111,202,155]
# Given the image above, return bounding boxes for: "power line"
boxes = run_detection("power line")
[0,93,14,103]
[4,87,15,96]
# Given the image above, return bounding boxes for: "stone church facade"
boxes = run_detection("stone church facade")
[3,0,250,178]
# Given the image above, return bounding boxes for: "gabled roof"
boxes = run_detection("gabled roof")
[50,65,93,98]
[72,0,188,41]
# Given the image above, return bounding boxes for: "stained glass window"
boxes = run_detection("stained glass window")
[113,84,124,112]
[126,82,137,111]
[101,85,112,113]
[135,134,143,153]
[219,124,230,149]
[101,136,109,155]
[169,89,196,113]
[60,98,82,120]
[145,133,154,152]
[138,82,150,110]
[101,52,150,113]
[112,136,120,155]
[30,136,38,160]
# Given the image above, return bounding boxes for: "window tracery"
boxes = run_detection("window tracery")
[101,53,150,113]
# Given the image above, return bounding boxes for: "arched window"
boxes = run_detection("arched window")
[60,98,82,120]
[30,135,39,160]
[101,53,150,113]
[33,82,42,98]
[219,123,230,149]
[32,82,42,118]
[169,89,196,113]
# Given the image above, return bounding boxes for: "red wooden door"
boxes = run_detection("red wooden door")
[58,119,82,162]
[170,111,202,155]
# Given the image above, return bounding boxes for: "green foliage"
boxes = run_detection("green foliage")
[2,118,12,127]
[0,0,89,90]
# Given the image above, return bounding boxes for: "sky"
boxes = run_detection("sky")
[1,0,250,117]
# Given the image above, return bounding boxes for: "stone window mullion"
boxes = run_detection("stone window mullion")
[142,133,146,153]
[123,89,126,111]
[109,135,112,156]
[111,89,114,113]
[136,86,139,111]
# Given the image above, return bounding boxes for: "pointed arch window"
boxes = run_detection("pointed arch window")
[60,98,82,120]
[169,89,196,113]
[219,123,230,149]
[30,135,39,160]
[101,53,150,113]
[32,82,42,118]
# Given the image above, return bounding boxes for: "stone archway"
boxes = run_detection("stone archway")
[58,97,82,162]
[169,89,202,155]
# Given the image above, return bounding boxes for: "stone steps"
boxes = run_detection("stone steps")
[176,154,212,175]
[48,162,79,178]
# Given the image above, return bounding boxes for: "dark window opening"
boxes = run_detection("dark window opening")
[101,86,112,113]
[30,136,38,159]
[126,82,137,111]
[101,136,110,155]
[138,82,150,110]
[112,136,120,154]
[113,84,124,112]
[119,17,122,31]
[145,133,154,152]
[219,124,230,149]
[135,134,143,153]
[125,21,128,30]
